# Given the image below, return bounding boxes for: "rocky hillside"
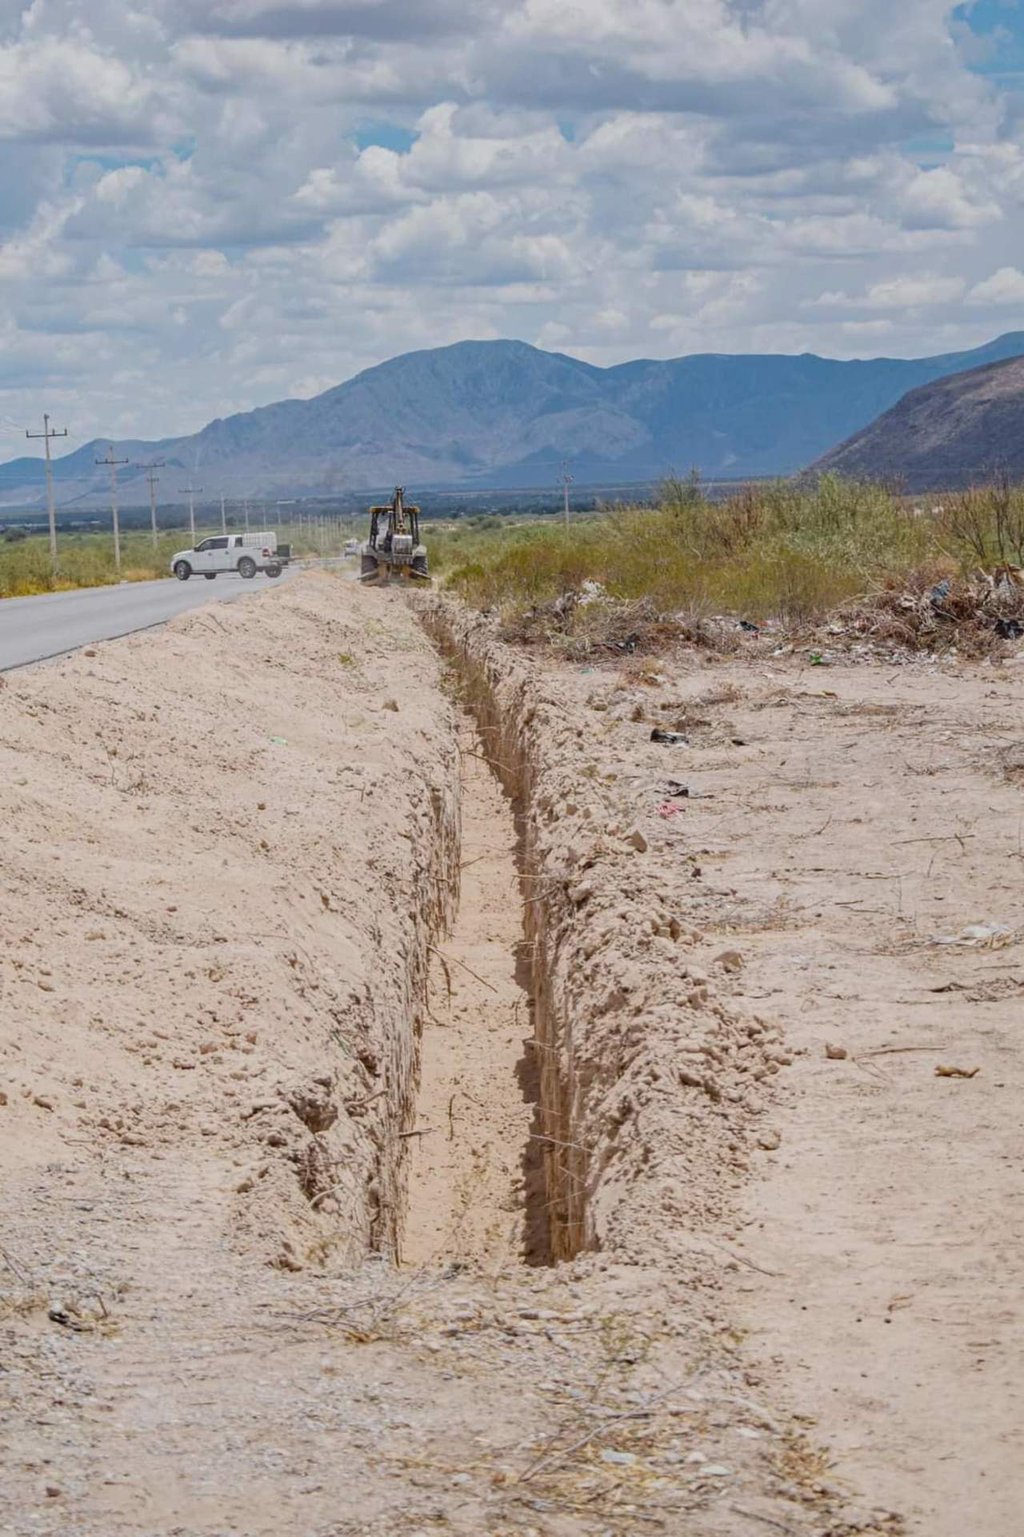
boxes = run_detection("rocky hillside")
[4,334,1024,507]
[811,355,1024,491]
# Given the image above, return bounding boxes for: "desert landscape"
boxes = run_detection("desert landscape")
[5,2,1024,1531]
[1,570,1020,1535]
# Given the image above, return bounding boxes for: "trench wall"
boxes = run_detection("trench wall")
[419,596,785,1269]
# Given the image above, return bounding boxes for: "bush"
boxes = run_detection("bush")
[439,475,1011,627]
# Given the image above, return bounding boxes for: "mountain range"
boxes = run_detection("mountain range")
[813,354,1024,492]
[4,333,1024,508]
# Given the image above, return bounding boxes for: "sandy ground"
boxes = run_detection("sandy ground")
[2,575,849,1537]
[2,571,1019,1536]
[550,646,1024,1536]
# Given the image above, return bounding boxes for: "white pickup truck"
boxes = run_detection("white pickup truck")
[170,531,289,582]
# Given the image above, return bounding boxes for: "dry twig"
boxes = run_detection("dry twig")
[428,944,498,995]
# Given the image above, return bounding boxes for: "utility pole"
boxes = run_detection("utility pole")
[179,482,202,544]
[139,460,165,549]
[243,498,250,534]
[26,413,68,578]
[560,460,574,532]
[220,492,227,534]
[96,445,129,572]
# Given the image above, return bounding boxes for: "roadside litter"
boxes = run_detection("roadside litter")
[651,728,688,745]
[929,922,1017,949]
[657,781,714,804]
[832,567,1024,657]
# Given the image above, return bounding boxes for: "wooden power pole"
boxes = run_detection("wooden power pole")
[96,445,129,572]
[139,460,166,549]
[26,413,68,578]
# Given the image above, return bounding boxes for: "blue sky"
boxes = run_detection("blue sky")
[2,0,1024,445]
[956,0,1024,74]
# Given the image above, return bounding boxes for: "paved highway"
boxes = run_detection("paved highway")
[0,572,288,671]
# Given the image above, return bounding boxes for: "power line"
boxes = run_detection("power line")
[138,460,166,550]
[96,445,129,573]
[26,413,68,578]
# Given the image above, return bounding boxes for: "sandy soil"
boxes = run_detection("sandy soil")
[546,644,1024,1537]
[403,722,537,1270]
[3,571,1018,1536]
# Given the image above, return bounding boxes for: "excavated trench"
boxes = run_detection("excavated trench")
[229,583,768,1285]
[400,716,551,1268]
[396,600,590,1270]
[252,581,768,1280]
[400,596,774,1277]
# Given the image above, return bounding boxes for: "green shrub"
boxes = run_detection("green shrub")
[438,476,1009,626]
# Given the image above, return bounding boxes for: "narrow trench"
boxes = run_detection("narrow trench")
[401,712,551,1269]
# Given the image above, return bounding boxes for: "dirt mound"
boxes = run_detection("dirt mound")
[0,573,459,1277]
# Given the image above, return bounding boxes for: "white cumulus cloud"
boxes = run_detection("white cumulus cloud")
[0,0,1022,443]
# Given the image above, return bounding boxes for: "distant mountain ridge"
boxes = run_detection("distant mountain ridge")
[4,333,1024,508]
[812,354,1024,491]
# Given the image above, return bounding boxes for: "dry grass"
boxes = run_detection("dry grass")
[435,476,1024,652]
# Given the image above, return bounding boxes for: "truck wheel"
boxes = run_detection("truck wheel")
[238,556,257,579]
[266,564,282,578]
[174,561,192,581]
[204,572,217,580]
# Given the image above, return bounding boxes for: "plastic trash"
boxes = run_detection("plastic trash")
[651,729,688,745]
[931,922,1014,948]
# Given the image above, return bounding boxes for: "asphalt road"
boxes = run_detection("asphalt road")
[0,571,290,671]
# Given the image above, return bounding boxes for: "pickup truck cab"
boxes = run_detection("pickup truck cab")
[170,532,289,582]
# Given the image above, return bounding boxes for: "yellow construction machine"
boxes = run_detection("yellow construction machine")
[359,487,430,585]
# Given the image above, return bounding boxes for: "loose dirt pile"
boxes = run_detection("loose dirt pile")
[0,574,458,1274]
